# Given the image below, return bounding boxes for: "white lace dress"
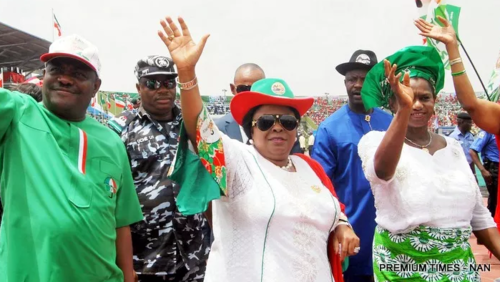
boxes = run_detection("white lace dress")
[358,131,495,234]
[204,134,342,282]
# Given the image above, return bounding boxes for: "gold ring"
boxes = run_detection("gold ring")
[168,35,175,41]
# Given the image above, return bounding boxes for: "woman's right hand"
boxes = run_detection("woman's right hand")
[384,59,414,111]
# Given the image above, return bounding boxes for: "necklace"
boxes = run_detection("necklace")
[279,157,294,171]
[349,106,374,133]
[405,131,433,153]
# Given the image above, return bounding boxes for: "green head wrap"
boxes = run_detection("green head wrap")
[361,46,445,110]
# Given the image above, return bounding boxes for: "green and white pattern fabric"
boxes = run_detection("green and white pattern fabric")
[416,0,462,70]
[373,225,480,282]
[486,51,500,102]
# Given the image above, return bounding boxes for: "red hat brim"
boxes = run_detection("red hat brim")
[230,91,314,125]
[40,53,98,74]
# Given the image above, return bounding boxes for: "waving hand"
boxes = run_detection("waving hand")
[414,16,458,46]
[158,17,210,71]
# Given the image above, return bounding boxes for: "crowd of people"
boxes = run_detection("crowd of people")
[5,81,476,132]
[87,112,111,125]
[198,92,480,137]
[2,15,500,282]
[303,94,469,131]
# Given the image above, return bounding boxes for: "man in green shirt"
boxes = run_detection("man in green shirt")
[0,34,143,282]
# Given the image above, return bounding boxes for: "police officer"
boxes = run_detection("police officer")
[470,130,499,217]
[450,112,475,172]
[108,56,210,282]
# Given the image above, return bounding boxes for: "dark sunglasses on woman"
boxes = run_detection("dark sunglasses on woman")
[236,85,252,93]
[142,79,177,90]
[252,114,299,131]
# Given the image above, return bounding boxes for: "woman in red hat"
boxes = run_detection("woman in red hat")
[158,17,359,282]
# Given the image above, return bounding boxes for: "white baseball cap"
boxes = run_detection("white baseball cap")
[40,34,101,77]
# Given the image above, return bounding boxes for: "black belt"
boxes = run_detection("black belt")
[484,159,499,165]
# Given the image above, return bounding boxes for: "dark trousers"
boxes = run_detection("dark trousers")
[138,269,204,282]
[484,159,499,217]
[344,274,374,282]
[138,264,205,282]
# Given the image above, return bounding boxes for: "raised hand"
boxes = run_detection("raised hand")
[414,16,458,46]
[158,17,210,71]
[384,59,414,110]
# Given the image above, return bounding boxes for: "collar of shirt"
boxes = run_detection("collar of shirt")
[136,106,182,131]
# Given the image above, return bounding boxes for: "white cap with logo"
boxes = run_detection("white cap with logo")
[40,34,101,77]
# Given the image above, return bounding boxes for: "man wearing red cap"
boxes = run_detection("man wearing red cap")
[0,34,143,282]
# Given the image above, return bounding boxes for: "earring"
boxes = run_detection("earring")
[248,139,254,145]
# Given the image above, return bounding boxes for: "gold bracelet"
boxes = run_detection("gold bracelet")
[177,76,198,90]
[449,57,462,66]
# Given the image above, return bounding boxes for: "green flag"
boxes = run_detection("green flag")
[417,0,462,70]
[168,123,223,215]
[98,92,106,107]
[168,106,227,215]
[487,51,500,102]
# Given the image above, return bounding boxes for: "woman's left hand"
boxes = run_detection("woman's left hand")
[333,224,360,261]
[414,16,458,47]
[158,16,210,71]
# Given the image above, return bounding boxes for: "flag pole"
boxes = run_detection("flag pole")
[51,9,54,42]
[458,38,491,101]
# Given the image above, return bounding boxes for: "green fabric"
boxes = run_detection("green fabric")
[361,46,445,111]
[373,225,479,282]
[250,78,296,98]
[420,3,461,70]
[0,89,143,282]
[168,120,222,215]
[342,257,349,272]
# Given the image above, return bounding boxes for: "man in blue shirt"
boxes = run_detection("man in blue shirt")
[470,130,499,217]
[450,112,475,173]
[312,50,392,282]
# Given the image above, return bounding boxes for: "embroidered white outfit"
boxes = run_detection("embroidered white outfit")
[358,131,495,282]
[358,131,495,233]
[205,134,341,282]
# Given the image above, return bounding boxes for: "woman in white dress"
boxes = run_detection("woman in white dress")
[358,41,500,280]
[157,17,359,282]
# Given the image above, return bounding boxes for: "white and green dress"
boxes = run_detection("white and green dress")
[170,107,344,282]
[359,131,496,282]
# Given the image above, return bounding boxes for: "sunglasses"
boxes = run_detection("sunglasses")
[252,114,299,131]
[236,85,252,93]
[142,79,177,90]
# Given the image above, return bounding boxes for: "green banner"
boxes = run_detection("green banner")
[487,52,500,102]
[418,1,462,70]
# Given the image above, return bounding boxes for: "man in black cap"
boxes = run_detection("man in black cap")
[108,56,210,282]
[311,50,392,282]
[450,112,475,173]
